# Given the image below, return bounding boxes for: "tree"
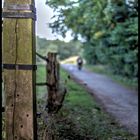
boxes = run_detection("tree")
[46,0,138,79]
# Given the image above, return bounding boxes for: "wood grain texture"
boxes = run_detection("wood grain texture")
[47,53,59,114]
[2,0,36,139]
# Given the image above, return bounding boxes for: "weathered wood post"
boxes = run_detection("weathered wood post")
[43,52,59,140]
[2,0,37,139]
[47,52,60,114]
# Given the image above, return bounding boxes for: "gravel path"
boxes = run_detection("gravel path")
[61,64,138,135]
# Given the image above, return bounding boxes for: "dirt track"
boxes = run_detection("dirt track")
[61,64,138,135]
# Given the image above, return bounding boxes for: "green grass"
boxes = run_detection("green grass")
[85,64,138,91]
[36,65,137,140]
[36,64,47,99]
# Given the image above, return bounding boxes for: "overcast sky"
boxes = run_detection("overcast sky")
[35,0,73,42]
[35,0,55,40]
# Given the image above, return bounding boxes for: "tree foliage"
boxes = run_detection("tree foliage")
[46,0,138,79]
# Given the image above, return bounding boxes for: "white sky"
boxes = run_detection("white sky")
[35,0,73,42]
[35,0,55,40]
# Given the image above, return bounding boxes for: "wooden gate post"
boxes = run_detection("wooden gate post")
[2,0,37,139]
[47,52,60,113]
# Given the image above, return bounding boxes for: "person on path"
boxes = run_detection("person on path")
[77,56,83,70]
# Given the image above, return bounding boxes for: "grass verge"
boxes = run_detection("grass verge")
[36,65,137,140]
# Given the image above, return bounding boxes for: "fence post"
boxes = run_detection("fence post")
[2,0,37,139]
[47,52,59,113]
